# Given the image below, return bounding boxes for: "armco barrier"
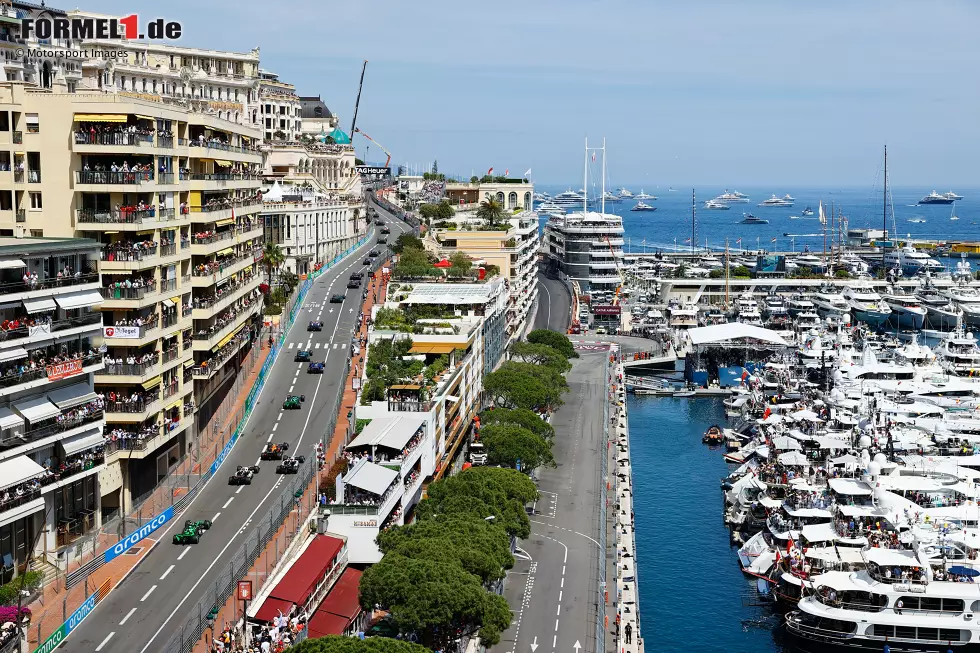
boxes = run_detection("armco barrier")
[32,579,110,653]
[103,505,175,564]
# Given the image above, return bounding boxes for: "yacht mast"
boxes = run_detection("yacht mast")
[725,238,730,309]
[691,189,696,254]
[583,137,588,215]
[882,145,888,272]
[601,138,607,215]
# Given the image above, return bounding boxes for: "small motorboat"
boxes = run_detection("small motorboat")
[674,389,696,397]
[702,425,724,445]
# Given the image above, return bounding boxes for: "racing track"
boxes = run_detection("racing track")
[64,200,409,653]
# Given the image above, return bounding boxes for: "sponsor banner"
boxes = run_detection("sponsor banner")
[103,505,174,563]
[354,166,390,179]
[46,359,83,381]
[103,325,140,339]
[353,519,377,527]
[592,304,621,316]
[29,323,51,338]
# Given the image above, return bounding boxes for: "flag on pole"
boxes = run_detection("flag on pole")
[524,168,532,178]
[771,237,777,243]
[735,238,742,245]
[684,238,691,243]
[487,167,493,176]
[505,169,509,177]
[818,200,826,225]
[591,152,596,163]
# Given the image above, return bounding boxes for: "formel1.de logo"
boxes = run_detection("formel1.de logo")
[22,13,182,40]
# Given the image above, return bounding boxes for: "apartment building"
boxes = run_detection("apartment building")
[0,77,264,516]
[445,179,534,211]
[258,70,302,142]
[0,238,105,574]
[261,136,366,274]
[427,213,540,345]
[338,277,509,561]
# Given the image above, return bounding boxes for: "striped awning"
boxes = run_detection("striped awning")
[214,217,236,227]
[135,114,156,121]
[214,322,247,351]
[141,376,162,390]
[74,113,127,123]
[214,160,232,167]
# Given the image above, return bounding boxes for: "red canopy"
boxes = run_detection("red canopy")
[307,612,352,638]
[306,568,363,637]
[263,535,344,610]
[253,597,294,624]
[434,259,452,268]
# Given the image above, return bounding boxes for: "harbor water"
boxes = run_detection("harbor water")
[629,396,790,653]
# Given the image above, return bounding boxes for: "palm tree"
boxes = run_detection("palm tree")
[476,196,505,230]
[262,241,285,288]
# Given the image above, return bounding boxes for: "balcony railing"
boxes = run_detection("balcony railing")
[20,411,104,446]
[387,399,435,413]
[105,396,156,414]
[0,487,40,513]
[161,312,180,329]
[102,360,157,377]
[76,170,154,185]
[161,278,178,293]
[158,136,174,148]
[0,353,102,391]
[160,244,177,257]
[101,247,158,262]
[158,173,175,184]
[74,132,153,146]
[100,283,158,300]
[77,207,175,224]
[188,141,258,155]
[162,346,180,363]
[186,173,258,181]
[0,313,100,342]
[162,382,180,399]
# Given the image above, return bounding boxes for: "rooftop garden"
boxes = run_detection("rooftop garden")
[360,336,454,405]
[374,305,461,334]
[391,233,494,281]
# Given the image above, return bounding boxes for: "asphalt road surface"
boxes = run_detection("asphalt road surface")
[533,272,572,333]
[66,201,410,653]
[501,352,607,653]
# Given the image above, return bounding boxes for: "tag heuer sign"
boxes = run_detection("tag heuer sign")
[354,166,391,179]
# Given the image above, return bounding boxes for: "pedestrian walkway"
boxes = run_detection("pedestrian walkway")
[192,265,391,653]
[25,337,273,649]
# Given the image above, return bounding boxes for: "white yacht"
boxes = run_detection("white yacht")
[667,301,699,329]
[536,201,566,216]
[842,285,892,328]
[532,191,551,203]
[634,189,656,200]
[881,286,927,330]
[936,329,980,375]
[602,190,621,203]
[944,190,964,201]
[758,194,794,207]
[782,193,796,202]
[945,283,980,327]
[715,190,750,203]
[734,292,763,326]
[541,211,625,294]
[551,189,589,208]
[618,187,634,198]
[704,200,731,210]
[763,293,789,318]
[811,285,851,321]
[917,279,962,332]
[787,293,816,317]
[882,245,944,277]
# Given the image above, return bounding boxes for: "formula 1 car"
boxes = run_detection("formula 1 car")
[374,219,384,226]
[347,279,361,289]
[283,395,305,410]
[228,465,260,485]
[275,455,306,474]
[362,258,371,265]
[329,293,346,303]
[261,442,290,460]
[308,362,324,374]
[377,237,387,244]
[369,250,380,257]
[308,321,323,332]
[294,350,312,362]
[172,519,212,545]
[380,227,390,234]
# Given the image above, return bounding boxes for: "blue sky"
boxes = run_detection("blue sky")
[100,0,978,186]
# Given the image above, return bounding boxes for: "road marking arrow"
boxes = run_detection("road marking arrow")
[530,637,538,652]
[573,641,581,653]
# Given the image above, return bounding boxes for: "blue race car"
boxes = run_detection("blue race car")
[308,362,324,374]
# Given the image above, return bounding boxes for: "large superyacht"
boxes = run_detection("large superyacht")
[541,210,625,295]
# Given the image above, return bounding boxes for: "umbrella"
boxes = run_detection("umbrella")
[760,414,787,425]
[772,436,802,451]
[777,451,810,466]
[948,565,980,578]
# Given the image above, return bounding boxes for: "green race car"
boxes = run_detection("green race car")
[172,519,212,545]
[283,394,305,409]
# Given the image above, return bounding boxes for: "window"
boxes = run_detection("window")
[264,104,271,114]
[894,626,916,640]
[29,229,42,237]
[25,114,38,133]
[29,192,41,209]
[0,112,8,132]
[872,625,893,638]
[917,628,939,641]
[940,629,961,642]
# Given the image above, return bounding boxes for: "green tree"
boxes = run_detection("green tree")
[483,361,567,412]
[289,635,430,653]
[526,329,578,359]
[417,467,538,539]
[377,515,514,584]
[448,251,473,278]
[480,407,555,441]
[476,196,505,230]
[508,341,572,373]
[481,423,555,471]
[432,160,438,174]
[262,241,285,288]
[359,555,511,648]
[470,175,479,183]
[391,233,424,254]
[436,200,455,221]
[732,265,751,278]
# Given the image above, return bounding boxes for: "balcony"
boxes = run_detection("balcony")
[188,140,258,156]
[76,207,184,230]
[0,352,103,395]
[387,399,434,413]
[98,358,158,381]
[191,275,259,319]
[75,170,154,186]
[73,131,153,148]
[104,393,161,422]
[9,410,105,451]
[100,246,158,272]
[186,173,260,191]
[192,254,254,287]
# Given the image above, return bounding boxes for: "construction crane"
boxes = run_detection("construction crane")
[605,235,627,306]
[353,128,391,168]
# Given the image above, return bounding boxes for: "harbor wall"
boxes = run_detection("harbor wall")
[610,354,643,653]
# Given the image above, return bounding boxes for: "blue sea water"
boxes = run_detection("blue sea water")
[536,185,980,263]
[629,396,787,653]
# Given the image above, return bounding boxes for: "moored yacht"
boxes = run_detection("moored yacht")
[630,202,656,212]
[883,245,944,277]
[882,286,927,330]
[787,293,816,317]
[602,190,621,203]
[733,292,763,326]
[945,191,964,201]
[943,282,980,328]
[764,293,789,318]
[918,190,955,204]
[618,187,634,198]
[936,328,980,376]
[917,279,962,332]
[842,285,892,328]
[634,189,656,200]
[758,194,794,207]
[551,189,589,208]
[704,200,731,210]
[811,285,851,321]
